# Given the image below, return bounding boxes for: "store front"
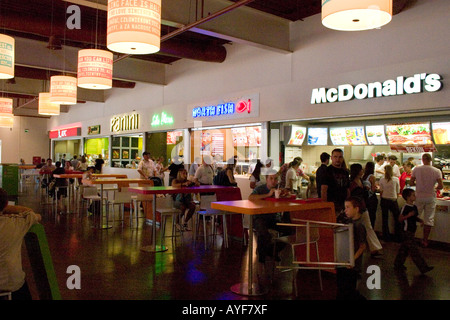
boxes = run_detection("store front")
[110,111,143,169]
[84,125,110,168]
[49,123,83,163]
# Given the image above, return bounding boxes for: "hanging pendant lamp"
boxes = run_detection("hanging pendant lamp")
[50,75,77,105]
[107,0,161,54]
[77,49,113,89]
[0,34,15,79]
[0,97,14,128]
[39,92,60,115]
[322,0,392,31]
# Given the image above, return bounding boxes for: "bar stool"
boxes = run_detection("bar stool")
[106,187,133,227]
[158,195,184,245]
[194,195,229,249]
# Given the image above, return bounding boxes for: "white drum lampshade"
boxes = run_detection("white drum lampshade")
[39,92,60,116]
[77,49,113,89]
[0,97,14,128]
[50,75,77,105]
[322,0,392,31]
[0,34,15,79]
[107,0,161,54]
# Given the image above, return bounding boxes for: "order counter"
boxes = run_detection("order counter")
[374,195,450,244]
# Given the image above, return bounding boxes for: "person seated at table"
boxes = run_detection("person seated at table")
[39,158,56,188]
[51,161,67,212]
[171,168,199,231]
[249,169,293,263]
[81,166,96,186]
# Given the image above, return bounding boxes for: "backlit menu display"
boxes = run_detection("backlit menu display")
[432,122,450,144]
[287,125,306,146]
[307,128,328,145]
[330,127,367,145]
[366,125,387,145]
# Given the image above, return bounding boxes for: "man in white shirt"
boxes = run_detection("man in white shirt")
[409,153,444,247]
[194,155,214,185]
[374,155,387,179]
[388,155,401,178]
[137,151,156,179]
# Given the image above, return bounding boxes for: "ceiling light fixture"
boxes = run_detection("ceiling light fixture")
[322,0,392,31]
[39,92,60,115]
[0,34,15,79]
[0,98,14,128]
[107,0,161,54]
[50,75,77,105]
[77,49,113,90]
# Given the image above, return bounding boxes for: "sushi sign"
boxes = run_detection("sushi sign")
[311,73,442,104]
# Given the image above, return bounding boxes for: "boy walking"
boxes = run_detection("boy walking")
[394,189,434,274]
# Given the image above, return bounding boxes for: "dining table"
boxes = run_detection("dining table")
[210,198,336,296]
[89,178,154,229]
[128,185,239,253]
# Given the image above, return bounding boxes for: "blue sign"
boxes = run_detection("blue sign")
[192,102,236,118]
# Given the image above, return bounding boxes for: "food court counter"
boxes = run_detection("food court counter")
[374,195,450,244]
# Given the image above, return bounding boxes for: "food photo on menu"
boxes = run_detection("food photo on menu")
[386,123,433,145]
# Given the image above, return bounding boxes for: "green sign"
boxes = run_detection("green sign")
[151,112,174,127]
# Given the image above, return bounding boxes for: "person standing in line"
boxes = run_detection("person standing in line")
[409,153,444,248]
[349,163,383,257]
[315,152,330,198]
[320,149,350,216]
[94,154,105,173]
[362,161,378,228]
[394,188,434,274]
[70,155,79,170]
[379,165,401,242]
[194,155,214,186]
[137,151,156,180]
[0,188,42,300]
[336,197,367,300]
[188,157,201,181]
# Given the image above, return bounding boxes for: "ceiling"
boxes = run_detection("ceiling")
[0,0,414,118]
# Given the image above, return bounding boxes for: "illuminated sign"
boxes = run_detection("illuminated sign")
[87,125,101,135]
[110,112,139,133]
[49,127,81,139]
[311,73,442,104]
[192,99,252,118]
[151,112,174,127]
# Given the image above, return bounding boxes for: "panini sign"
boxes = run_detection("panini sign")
[311,73,442,104]
[110,112,140,133]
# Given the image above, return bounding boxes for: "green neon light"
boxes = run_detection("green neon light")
[151,112,174,126]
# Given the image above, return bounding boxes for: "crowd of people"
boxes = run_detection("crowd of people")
[247,149,442,299]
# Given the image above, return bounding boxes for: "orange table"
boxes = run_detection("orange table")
[211,199,335,296]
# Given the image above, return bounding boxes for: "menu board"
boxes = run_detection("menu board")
[231,126,261,147]
[307,128,328,145]
[330,127,367,145]
[386,122,436,152]
[232,127,248,146]
[167,131,183,144]
[287,125,306,146]
[366,125,387,145]
[432,122,450,144]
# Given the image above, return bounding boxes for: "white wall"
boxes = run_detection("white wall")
[0,116,49,164]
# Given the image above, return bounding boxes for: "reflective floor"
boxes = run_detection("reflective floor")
[18,183,450,300]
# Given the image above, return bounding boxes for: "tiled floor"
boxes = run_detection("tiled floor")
[17,183,450,301]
